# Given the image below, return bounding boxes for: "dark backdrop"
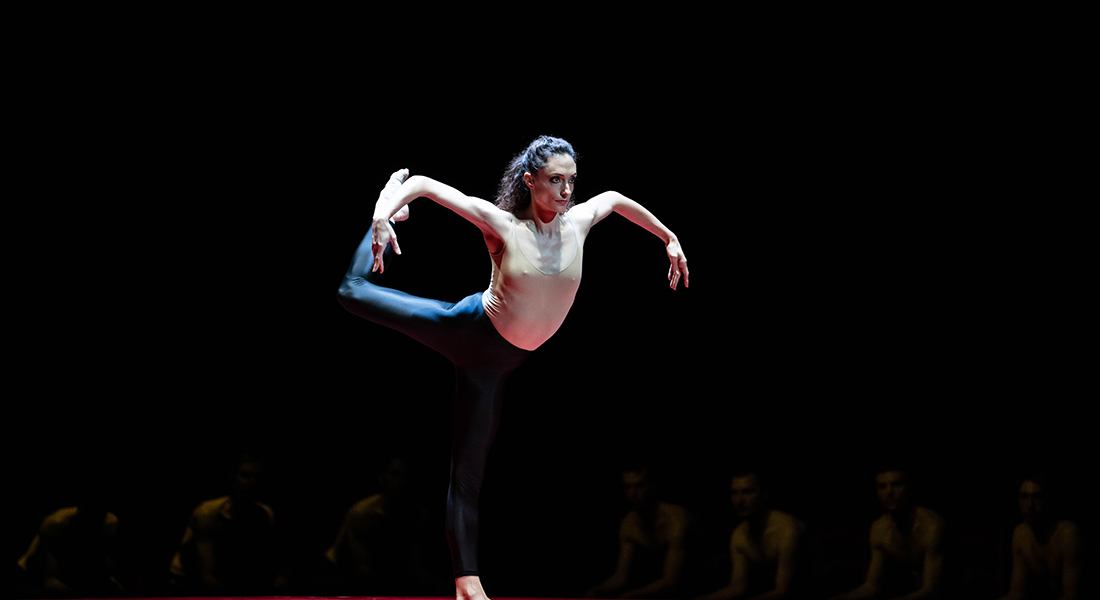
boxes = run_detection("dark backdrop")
[6,23,1088,598]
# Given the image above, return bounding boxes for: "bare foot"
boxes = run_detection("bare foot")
[456,575,489,600]
[378,168,411,222]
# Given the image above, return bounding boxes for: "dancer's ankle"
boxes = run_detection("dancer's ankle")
[455,575,488,600]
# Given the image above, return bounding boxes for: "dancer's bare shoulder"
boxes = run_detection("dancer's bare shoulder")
[913,506,945,547]
[567,191,619,234]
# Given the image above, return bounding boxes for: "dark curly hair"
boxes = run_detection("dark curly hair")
[495,135,579,215]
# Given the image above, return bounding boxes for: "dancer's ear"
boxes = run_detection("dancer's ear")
[523,171,534,189]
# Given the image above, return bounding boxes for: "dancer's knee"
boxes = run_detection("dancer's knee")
[337,276,358,302]
[337,276,375,315]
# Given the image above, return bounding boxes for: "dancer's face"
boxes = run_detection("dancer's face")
[1018,480,1044,521]
[623,470,652,510]
[876,470,908,511]
[525,153,576,217]
[730,474,762,518]
[233,461,263,500]
[380,458,410,496]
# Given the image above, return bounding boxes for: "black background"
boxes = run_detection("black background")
[5,14,1090,598]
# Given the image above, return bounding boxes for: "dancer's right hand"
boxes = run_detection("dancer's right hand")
[371,217,399,273]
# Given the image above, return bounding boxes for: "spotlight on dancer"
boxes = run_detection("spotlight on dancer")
[337,135,689,600]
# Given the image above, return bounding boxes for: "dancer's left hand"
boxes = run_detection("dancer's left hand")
[667,240,689,290]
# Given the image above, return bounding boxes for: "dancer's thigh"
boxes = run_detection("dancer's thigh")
[340,282,470,357]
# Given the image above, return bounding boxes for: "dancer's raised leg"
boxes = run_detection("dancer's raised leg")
[336,170,456,349]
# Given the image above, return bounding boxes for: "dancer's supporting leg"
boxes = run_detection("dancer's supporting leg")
[336,171,459,348]
[447,365,512,575]
[337,172,530,600]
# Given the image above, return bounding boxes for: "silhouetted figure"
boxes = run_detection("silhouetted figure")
[696,471,806,600]
[997,477,1080,600]
[319,457,443,595]
[169,453,285,596]
[13,473,123,598]
[588,466,692,599]
[830,469,944,600]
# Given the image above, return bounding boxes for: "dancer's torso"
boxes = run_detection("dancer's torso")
[483,212,583,351]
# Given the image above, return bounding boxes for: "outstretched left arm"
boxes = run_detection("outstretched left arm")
[578,191,689,290]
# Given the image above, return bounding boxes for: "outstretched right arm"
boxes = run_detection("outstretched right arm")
[370,173,510,272]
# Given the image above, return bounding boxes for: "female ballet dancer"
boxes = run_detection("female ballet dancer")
[337,136,688,600]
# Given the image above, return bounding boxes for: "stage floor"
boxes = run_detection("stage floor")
[119,594,585,598]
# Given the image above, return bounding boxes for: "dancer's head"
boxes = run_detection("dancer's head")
[730,470,768,519]
[497,135,579,216]
[1018,479,1045,522]
[623,467,655,511]
[229,452,265,502]
[875,469,909,512]
[379,456,413,502]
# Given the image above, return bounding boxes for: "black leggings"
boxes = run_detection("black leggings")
[337,231,531,578]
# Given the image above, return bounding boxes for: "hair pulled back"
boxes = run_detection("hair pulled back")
[495,135,578,215]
